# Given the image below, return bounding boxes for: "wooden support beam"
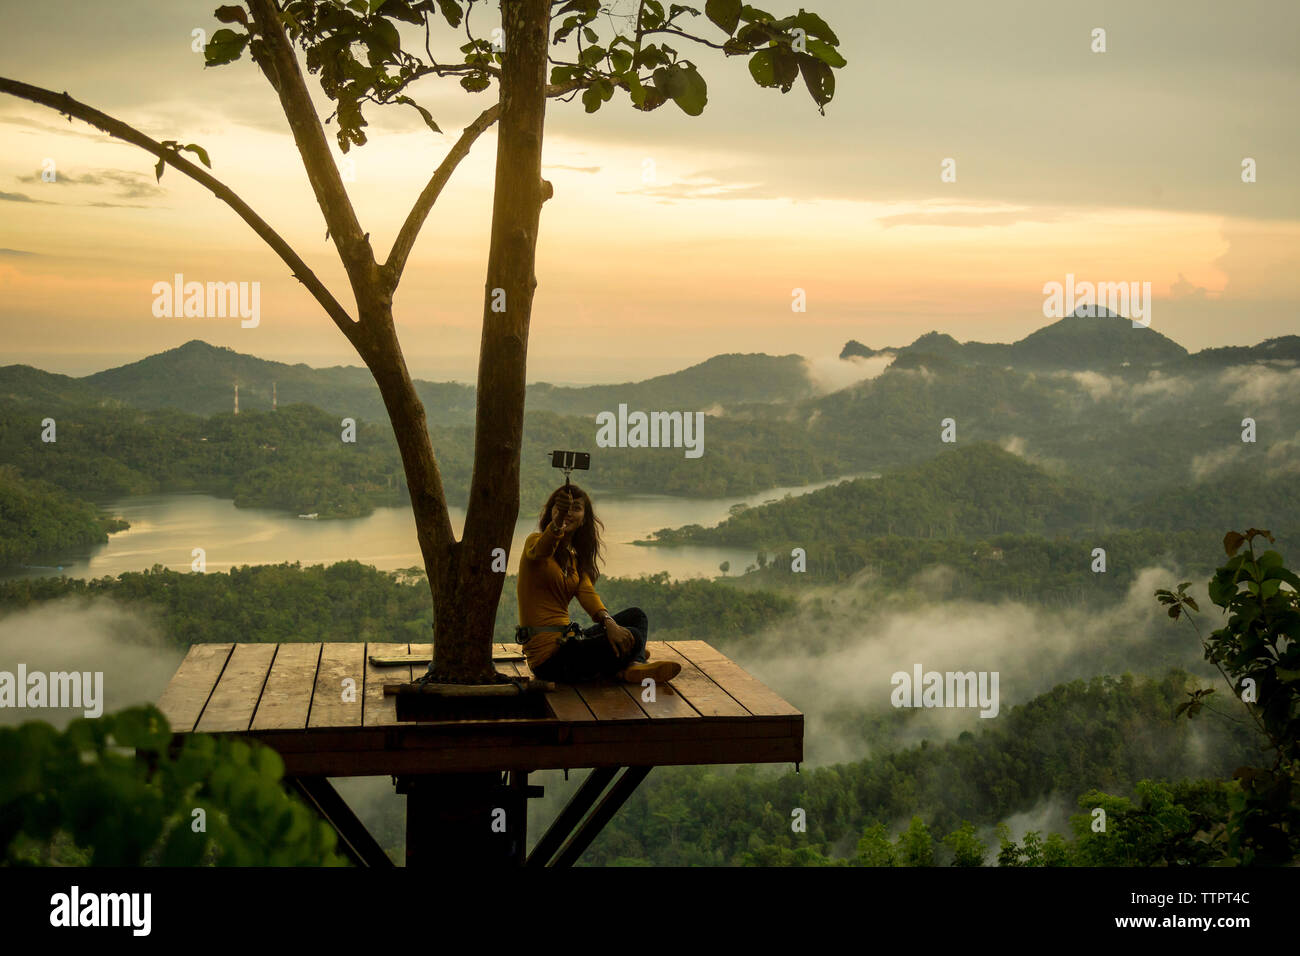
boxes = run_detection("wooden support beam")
[289,775,394,868]
[549,766,653,867]
[525,766,618,868]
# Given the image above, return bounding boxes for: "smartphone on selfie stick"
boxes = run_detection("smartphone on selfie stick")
[550,450,590,495]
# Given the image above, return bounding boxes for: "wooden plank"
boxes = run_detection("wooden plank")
[251,643,322,731]
[363,642,409,727]
[195,643,278,734]
[367,651,524,666]
[669,641,801,717]
[309,642,366,729]
[157,643,233,733]
[576,682,648,721]
[515,649,595,723]
[494,644,519,679]
[624,676,699,719]
[647,642,748,717]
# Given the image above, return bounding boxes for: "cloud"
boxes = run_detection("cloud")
[1169,271,1211,299]
[727,564,1203,767]
[1190,445,1242,481]
[0,248,37,257]
[0,598,185,731]
[877,206,1065,229]
[18,168,165,200]
[623,178,779,202]
[0,191,44,203]
[545,164,600,174]
[1218,364,1300,406]
[804,354,893,394]
[1067,370,1117,401]
[0,111,110,141]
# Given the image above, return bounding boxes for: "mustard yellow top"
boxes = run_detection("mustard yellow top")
[517,526,607,668]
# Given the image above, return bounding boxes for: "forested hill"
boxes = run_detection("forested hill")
[0,466,127,565]
[841,310,1188,371]
[524,353,813,414]
[644,443,1099,546]
[642,440,1300,549]
[81,340,477,426]
[0,342,813,425]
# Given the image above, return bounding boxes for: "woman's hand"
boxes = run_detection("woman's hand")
[605,621,635,657]
[550,491,584,534]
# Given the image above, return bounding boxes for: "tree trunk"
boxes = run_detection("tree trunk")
[401,0,551,683]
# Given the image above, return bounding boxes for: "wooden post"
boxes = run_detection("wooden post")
[396,771,530,868]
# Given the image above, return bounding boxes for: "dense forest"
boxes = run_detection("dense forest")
[642,442,1300,554]
[0,562,794,648]
[583,671,1261,866]
[0,466,127,566]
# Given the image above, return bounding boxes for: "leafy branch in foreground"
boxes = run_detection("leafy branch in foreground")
[1157,528,1300,864]
[0,706,346,866]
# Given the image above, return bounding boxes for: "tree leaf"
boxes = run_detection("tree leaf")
[671,65,707,115]
[395,95,442,131]
[748,48,776,86]
[182,144,211,169]
[436,0,464,29]
[806,37,846,68]
[204,28,249,67]
[796,52,833,111]
[1224,531,1246,556]
[369,17,401,59]
[705,0,742,34]
[791,10,839,44]
[214,5,249,25]
[610,48,633,73]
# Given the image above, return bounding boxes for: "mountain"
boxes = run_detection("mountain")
[840,340,896,360]
[1178,335,1300,370]
[80,340,477,426]
[525,353,813,414]
[6,342,813,425]
[843,306,1189,373]
[1009,308,1187,368]
[0,365,104,407]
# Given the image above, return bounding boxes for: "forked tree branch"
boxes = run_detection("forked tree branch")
[384,102,500,284]
[384,79,583,285]
[0,76,360,345]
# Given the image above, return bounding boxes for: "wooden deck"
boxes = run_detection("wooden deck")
[156,641,803,776]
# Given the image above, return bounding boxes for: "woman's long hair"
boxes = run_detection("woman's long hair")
[538,483,605,584]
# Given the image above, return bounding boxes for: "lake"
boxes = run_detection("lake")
[5,474,869,583]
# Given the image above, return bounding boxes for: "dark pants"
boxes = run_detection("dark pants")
[532,607,649,684]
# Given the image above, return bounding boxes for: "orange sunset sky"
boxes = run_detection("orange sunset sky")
[0,0,1296,384]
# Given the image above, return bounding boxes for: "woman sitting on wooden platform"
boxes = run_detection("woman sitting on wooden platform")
[517,484,681,686]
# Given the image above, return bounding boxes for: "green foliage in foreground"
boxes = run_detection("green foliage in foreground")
[0,706,345,866]
[1158,529,1300,865]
